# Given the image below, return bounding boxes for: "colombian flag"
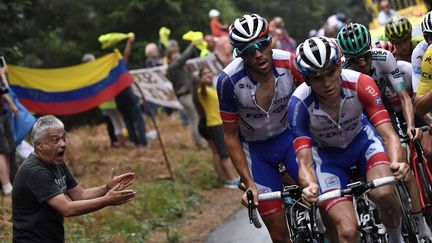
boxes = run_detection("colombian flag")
[7,50,132,115]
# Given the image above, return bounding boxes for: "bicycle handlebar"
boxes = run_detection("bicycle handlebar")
[318,176,397,203]
[258,191,282,201]
[370,176,396,187]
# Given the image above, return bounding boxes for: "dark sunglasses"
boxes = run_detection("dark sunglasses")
[237,37,271,57]
[348,51,372,65]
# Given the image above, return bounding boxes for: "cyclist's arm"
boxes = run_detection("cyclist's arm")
[397,90,416,137]
[386,53,417,138]
[216,72,255,187]
[222,123,254,188]
[296,148,317,188]
[357,74,403,164]
[287,96,316,187]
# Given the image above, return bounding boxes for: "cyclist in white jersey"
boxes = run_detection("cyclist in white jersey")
[372,41,414,119]
[338,23,432,241]
[217,14,303,242]
[289,37,409,243]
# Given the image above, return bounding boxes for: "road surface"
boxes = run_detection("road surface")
[206,208,272,243]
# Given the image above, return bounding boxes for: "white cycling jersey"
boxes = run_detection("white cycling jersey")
[288,69,390,150]
[343,48,406,96]
[217,49,303,142]
[411,40,429,93]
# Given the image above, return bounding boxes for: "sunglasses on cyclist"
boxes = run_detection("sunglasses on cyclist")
[347,51,372,65]
[236,36,271,57]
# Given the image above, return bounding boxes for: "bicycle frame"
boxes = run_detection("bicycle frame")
[402,126,432,212]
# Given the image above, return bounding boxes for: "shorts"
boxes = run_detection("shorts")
[198,118,210,140]
[242,128,298,216]
[314,123,390,212]
[206,125,229,159]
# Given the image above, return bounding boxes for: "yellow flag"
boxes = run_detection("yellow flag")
[159,27,171,48]
[98,32,135,49]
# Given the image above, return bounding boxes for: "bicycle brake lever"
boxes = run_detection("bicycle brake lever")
[246,190,254,224]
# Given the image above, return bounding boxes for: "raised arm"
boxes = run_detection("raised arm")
[123,37,135,66]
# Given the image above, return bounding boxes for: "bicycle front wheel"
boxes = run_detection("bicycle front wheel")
[395,184,419,243]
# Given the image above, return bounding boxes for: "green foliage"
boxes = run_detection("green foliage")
[1,0,368,69]
[64,181,202,242]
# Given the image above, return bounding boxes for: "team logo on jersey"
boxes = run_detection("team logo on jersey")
[371,51,387,61]
[425,57,432,65]
[422,72,432,79]
[325,175,339,187]
[375,97,382,105]
[366,147,376,156]
[416,55,423,60]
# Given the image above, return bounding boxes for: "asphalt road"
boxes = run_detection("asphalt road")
[206,208,272,243]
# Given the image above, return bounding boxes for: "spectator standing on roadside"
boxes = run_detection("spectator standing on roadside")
[195,67,238,188]
[115,36,148,146]
[269,17,297,52]
[209,9,228,38]
[378,0,397,25]
[166,41,207,149]
[12,115,136,242]
[0,67,17,195]
[81,53,127,148]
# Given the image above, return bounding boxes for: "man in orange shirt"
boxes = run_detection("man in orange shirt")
[209,9,228,37]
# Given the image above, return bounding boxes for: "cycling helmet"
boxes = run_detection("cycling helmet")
[372,40,397,55]
[228,14,269,51]
[295,37,341,77]
[337,23,371,56]
[385,16,412,41]
[422,11,432,34]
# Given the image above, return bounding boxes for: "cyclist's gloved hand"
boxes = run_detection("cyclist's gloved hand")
[390,162,410,180]
[302,182,319,204]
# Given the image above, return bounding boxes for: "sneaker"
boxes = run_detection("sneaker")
[223,180,238,189]
[2,183,12,196]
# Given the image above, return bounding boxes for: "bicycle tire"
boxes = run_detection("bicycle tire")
[395,184,419,243]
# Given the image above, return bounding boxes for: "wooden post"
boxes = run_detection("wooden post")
[133,82,175,181]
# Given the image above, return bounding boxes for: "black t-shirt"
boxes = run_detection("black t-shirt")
[12,153,78,242]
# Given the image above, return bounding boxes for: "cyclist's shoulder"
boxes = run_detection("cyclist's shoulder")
[421,45,432,71]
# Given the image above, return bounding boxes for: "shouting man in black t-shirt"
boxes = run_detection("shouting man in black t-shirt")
[12,115,136,242]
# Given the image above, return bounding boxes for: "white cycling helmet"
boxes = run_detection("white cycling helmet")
[228,13,269,50]
[209,9,220,18]
[295,37,341,77]
[422,11,432,34]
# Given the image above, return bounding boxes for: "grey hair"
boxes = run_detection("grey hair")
[31,115,64,145]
